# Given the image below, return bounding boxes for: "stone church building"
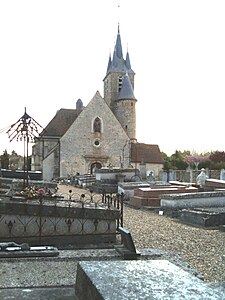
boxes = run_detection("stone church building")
[31,26,164,181]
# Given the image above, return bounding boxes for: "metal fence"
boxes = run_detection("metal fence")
[0,191,124,247]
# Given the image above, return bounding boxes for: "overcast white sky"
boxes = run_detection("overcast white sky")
[0,0,225,156]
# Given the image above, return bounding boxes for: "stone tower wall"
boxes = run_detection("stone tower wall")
[104,72,134,110]
[114,99,137,141]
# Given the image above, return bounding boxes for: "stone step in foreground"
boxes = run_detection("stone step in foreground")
[75,260,225,300]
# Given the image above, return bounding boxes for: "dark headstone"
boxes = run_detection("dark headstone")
[114,227,141,259]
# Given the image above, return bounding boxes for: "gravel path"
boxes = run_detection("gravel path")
[58,184,225,283]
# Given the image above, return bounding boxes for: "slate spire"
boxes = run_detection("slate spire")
[106,24,134,74]
[115,24,123,59]
[117,73,136,101]
[125,51,131,70]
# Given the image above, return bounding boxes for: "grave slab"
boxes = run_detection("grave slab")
[160,191,225,208]
[75,260,225,300]
[180,207,225,227]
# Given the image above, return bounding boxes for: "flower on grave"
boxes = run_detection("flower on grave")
[37,188,45,194]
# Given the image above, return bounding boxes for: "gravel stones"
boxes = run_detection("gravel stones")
[58,184,225,283]
[123,206,225,282]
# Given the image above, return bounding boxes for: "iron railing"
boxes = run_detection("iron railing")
[1,191,124,246]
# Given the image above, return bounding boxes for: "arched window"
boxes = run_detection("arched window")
[94,117,101,133]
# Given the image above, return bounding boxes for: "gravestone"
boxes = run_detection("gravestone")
[139,162,146,179]
[114,227,141,259]
[220,169,225,181]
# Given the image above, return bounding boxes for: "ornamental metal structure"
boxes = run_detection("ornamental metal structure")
[7,108,43,187]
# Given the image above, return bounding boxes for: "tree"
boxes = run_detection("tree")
[184,153,210,170]
[209,151,225,163]
[161,152,173,171]
[1,150,9,169]
[11,150,18,156]
[209,151,225,169]
[162,150,212,171]
[170,150,189,170]
[162,150,190,170]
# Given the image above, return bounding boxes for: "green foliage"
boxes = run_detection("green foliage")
[161,152,173,171]
[161,150,189,170]
[11,150,18,156]
[161,150,225,170]
[170,150,189,170]
[209,151,225,163]
[1,149,9,169]
[1,149,22,170]
[211,161,225,170]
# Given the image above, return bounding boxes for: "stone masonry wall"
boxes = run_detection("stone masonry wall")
[60,92,130,177]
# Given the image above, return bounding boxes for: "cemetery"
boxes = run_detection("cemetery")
[113,169,225,230]
[1,10,225,297]
[0,170,225,299]
[0,8,224,297]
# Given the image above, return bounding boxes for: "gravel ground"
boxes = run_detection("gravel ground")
[123,206,225,283]
[57,184,225,283]
[0,184,224,288]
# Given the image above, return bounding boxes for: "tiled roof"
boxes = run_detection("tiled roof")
[131,143,164,164]
[40,108,79,137]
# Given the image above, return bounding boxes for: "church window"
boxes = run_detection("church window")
[94,117,101,133]
[118,76,123,92]
[93,139,101,147]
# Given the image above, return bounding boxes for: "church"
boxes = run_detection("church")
[31,26,164,181]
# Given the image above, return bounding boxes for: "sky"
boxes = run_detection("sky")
[0,0,225,157]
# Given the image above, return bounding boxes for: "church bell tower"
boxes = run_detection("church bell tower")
[103,25,137,142]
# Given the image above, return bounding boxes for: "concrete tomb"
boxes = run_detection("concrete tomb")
[118,182,150,201]
[160,191,225,208]
[75,260,225,300]
[180,207,225,227]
